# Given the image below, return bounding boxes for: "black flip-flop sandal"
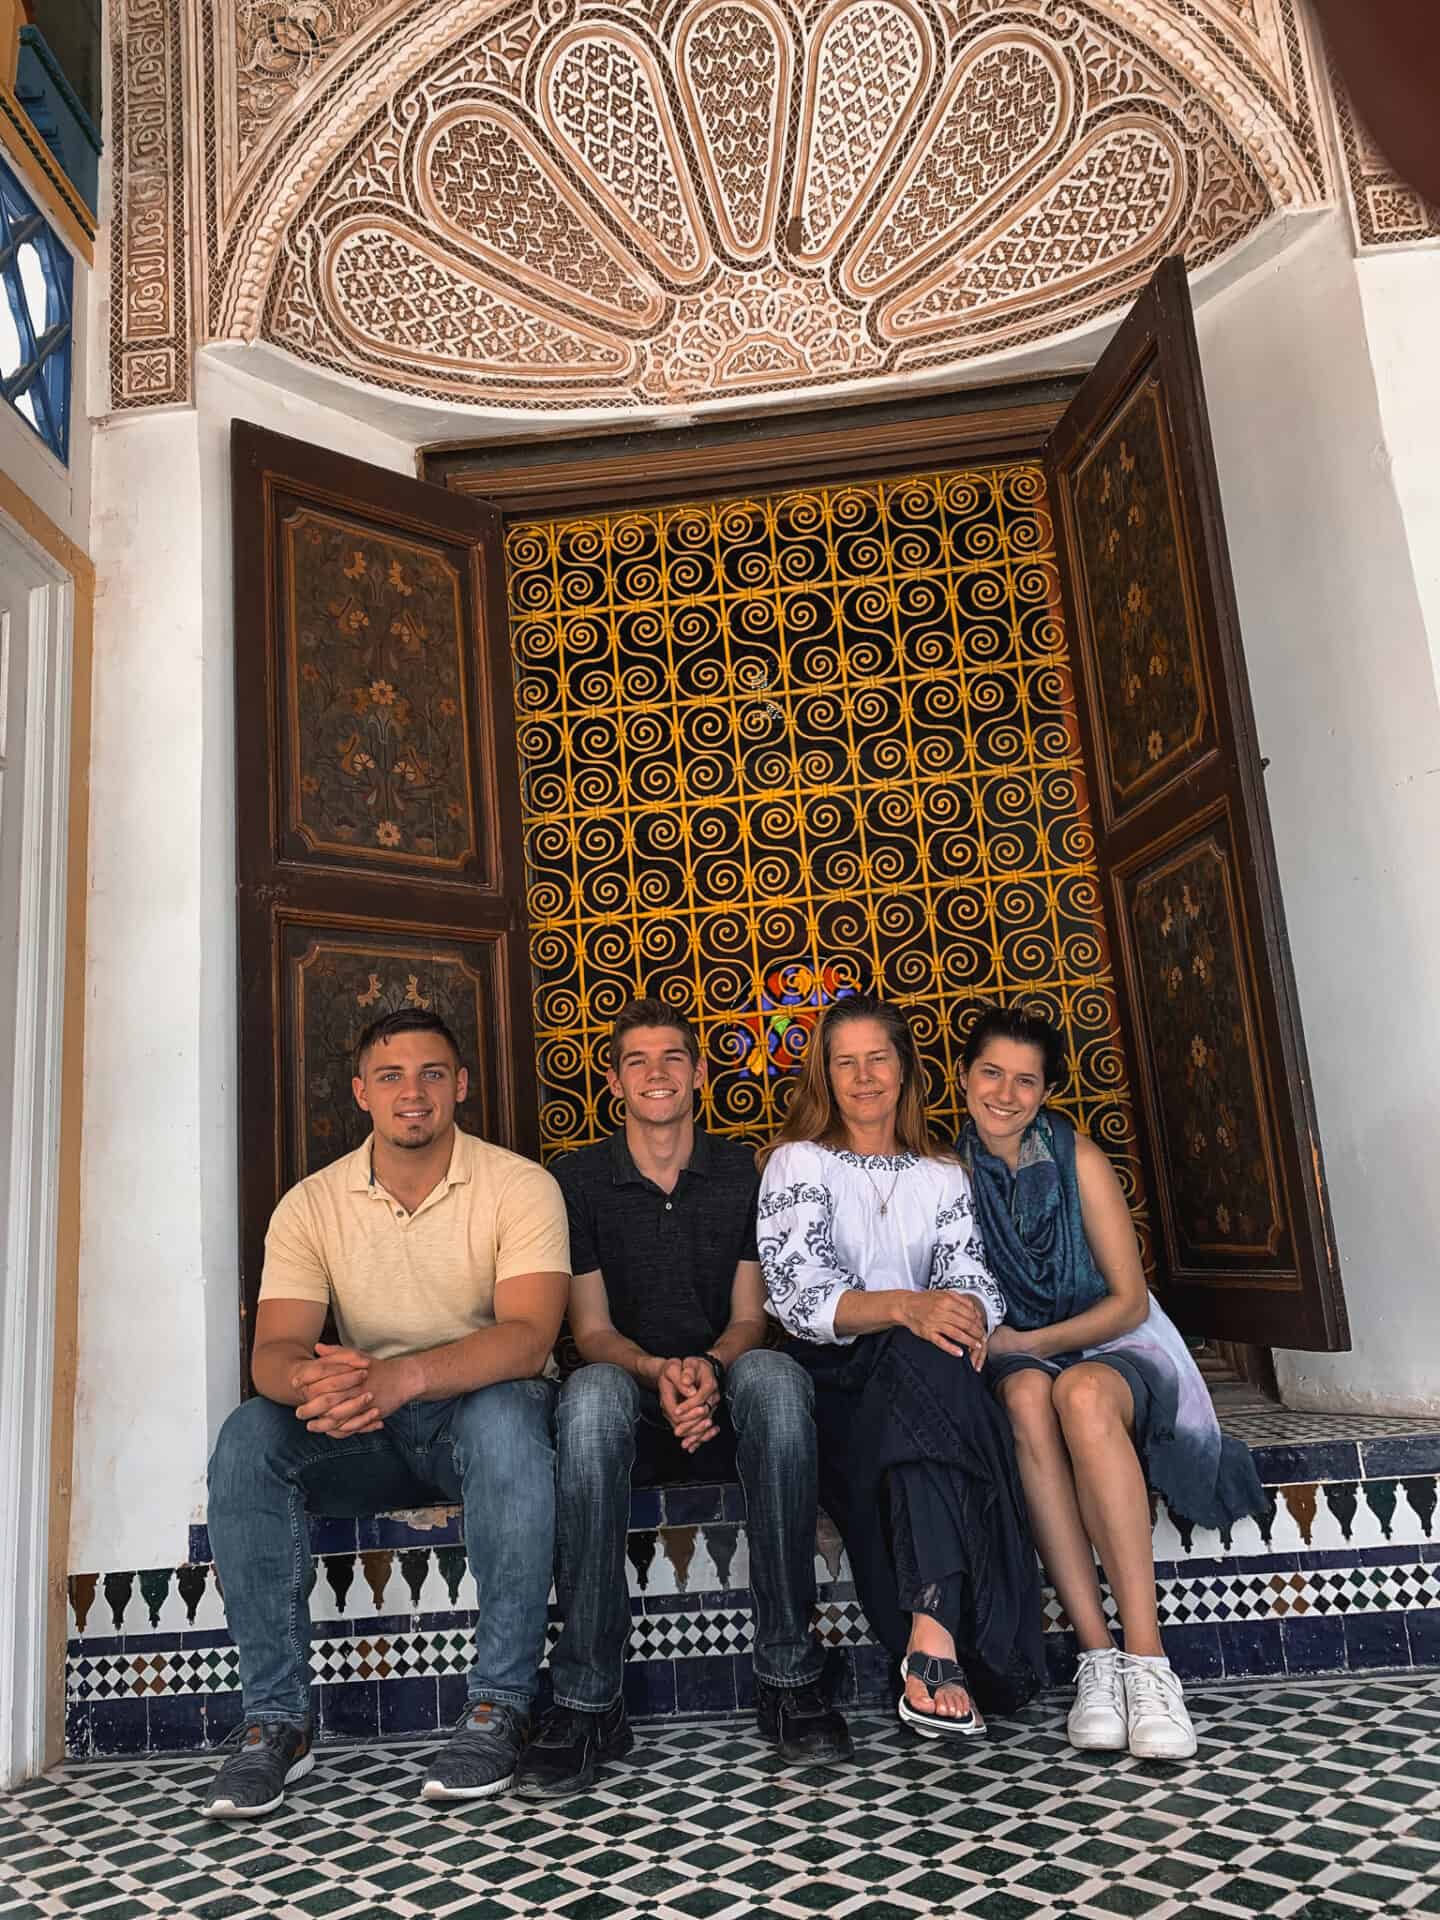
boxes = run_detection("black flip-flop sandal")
[897,1653,986,1740]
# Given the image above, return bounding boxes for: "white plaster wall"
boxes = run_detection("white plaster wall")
[1355,248,1440,709]
[1194,215,1440,1413]
[72,408,208,1571]
[70,360,412,1572]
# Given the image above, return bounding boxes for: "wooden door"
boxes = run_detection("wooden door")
[232,423,535,1375]
[1045,258,1348,1351]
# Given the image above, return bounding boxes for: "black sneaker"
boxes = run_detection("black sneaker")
[421,1700,528,1802]
[515,1699,634,1798]
[201,1719,313,1818]
[756,1680,853,1765]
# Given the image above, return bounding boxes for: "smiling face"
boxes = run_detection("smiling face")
[827,1016,904,1142]
[961,1036,1049,1155]
[608,1024,704,1128]
[352,1029,467,1153]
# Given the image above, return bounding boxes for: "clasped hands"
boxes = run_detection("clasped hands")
[290,1343,421,1437]
[897,1290,991,1370]
[655,1355,721,1454]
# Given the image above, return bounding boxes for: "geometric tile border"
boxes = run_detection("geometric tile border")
[66,1417,1440,1751]
[1329,58,1440,251]
[68,1472,1440,1640]
[67,1559,1440,1706]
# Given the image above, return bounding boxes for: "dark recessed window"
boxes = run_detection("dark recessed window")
[0,156,73,464]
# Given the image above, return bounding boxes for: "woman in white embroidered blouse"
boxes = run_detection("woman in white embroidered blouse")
[757,994,1045,1740]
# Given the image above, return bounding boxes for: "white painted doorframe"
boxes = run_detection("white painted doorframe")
[0,509,73,1787]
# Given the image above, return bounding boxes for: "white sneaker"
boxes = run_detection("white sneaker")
[1119,1655,1197,1760]
[1066,1647,1127,1751]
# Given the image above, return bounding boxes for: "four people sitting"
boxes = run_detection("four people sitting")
[205,990,1259,1815]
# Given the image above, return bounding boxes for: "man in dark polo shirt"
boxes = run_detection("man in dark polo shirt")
[516,998,851,1795]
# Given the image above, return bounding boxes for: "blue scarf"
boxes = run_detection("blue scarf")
[958,1109,1107,1333]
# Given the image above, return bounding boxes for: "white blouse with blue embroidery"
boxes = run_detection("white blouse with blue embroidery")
[757,1140,1007,1346]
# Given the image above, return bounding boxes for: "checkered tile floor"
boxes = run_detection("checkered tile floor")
[5,1676,1440,1920]
[1216,1407,1440,1444]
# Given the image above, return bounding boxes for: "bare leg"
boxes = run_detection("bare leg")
[904,1611,979,1724]
[1051,1364,1163,1659]
[997,1370,1113,1651]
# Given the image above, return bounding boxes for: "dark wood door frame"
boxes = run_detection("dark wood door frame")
[1044,259,1345,1353]
[419,349,1336,1364]
[420,373,1085,513]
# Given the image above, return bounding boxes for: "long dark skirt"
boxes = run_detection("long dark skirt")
[794,1327,1046,1715]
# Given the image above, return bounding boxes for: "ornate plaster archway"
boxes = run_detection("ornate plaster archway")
[108,0,1395,416]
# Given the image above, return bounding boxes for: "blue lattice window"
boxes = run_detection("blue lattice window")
[0,157,73,463]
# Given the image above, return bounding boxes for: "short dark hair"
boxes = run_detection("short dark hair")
[608,997,700,1071]
[959,1002,1067,1091]
[355,1009,462,1075]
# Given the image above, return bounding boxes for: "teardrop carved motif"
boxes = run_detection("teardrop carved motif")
[540,25,711,285]
[677,0,791,258]
[790,0,933,262]
[886,119,1189,340]
[318,219,635,389]
[416,105,667,328]
[845,31,1076,298]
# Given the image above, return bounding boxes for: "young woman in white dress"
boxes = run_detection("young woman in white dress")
[958,1004,1270,1761]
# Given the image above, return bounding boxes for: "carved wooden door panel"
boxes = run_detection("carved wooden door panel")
[232,422,536,1374]
[1045,258,1348,1351]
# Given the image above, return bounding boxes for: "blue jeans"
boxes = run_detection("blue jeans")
[549,1350,824,1709]
[207,1379,556,1727]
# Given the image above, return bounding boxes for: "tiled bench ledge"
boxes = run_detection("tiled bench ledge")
[65,1413,1440,1757]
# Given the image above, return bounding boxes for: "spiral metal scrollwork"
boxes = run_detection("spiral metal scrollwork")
[508,461,1151,1257]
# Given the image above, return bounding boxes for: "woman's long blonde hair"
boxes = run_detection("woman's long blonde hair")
[757,993,956,1168]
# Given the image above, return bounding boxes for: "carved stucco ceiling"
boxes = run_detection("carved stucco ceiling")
[110,0,1335,413]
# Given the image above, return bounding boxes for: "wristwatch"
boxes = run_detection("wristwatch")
[702,1351,726,1398]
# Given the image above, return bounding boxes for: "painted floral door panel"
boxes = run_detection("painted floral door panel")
[281,510,480,873]
[1124,814,1287,1265]
[1068,376,1211,825]
[233,423,534,1381]
[1046,256,1347,1351]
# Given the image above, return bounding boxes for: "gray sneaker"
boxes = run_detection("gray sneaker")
[421,1700,527,1802]
[202,1719,313,1818]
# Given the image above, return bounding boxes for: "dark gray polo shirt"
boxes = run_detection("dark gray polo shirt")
[551,1127,760,1357]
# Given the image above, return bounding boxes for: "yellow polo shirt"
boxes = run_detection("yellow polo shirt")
[258,1128,570,1360]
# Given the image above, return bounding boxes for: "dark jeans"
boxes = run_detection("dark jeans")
[549,1350,824,1709]
[207,1379,556,1727]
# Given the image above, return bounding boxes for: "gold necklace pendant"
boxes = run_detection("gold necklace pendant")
[862,1160,904,1217]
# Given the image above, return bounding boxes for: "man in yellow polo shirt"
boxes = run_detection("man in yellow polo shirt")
[202,1011,569,1817]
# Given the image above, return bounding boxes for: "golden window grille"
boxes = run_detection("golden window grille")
[507,460,1146,1229]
